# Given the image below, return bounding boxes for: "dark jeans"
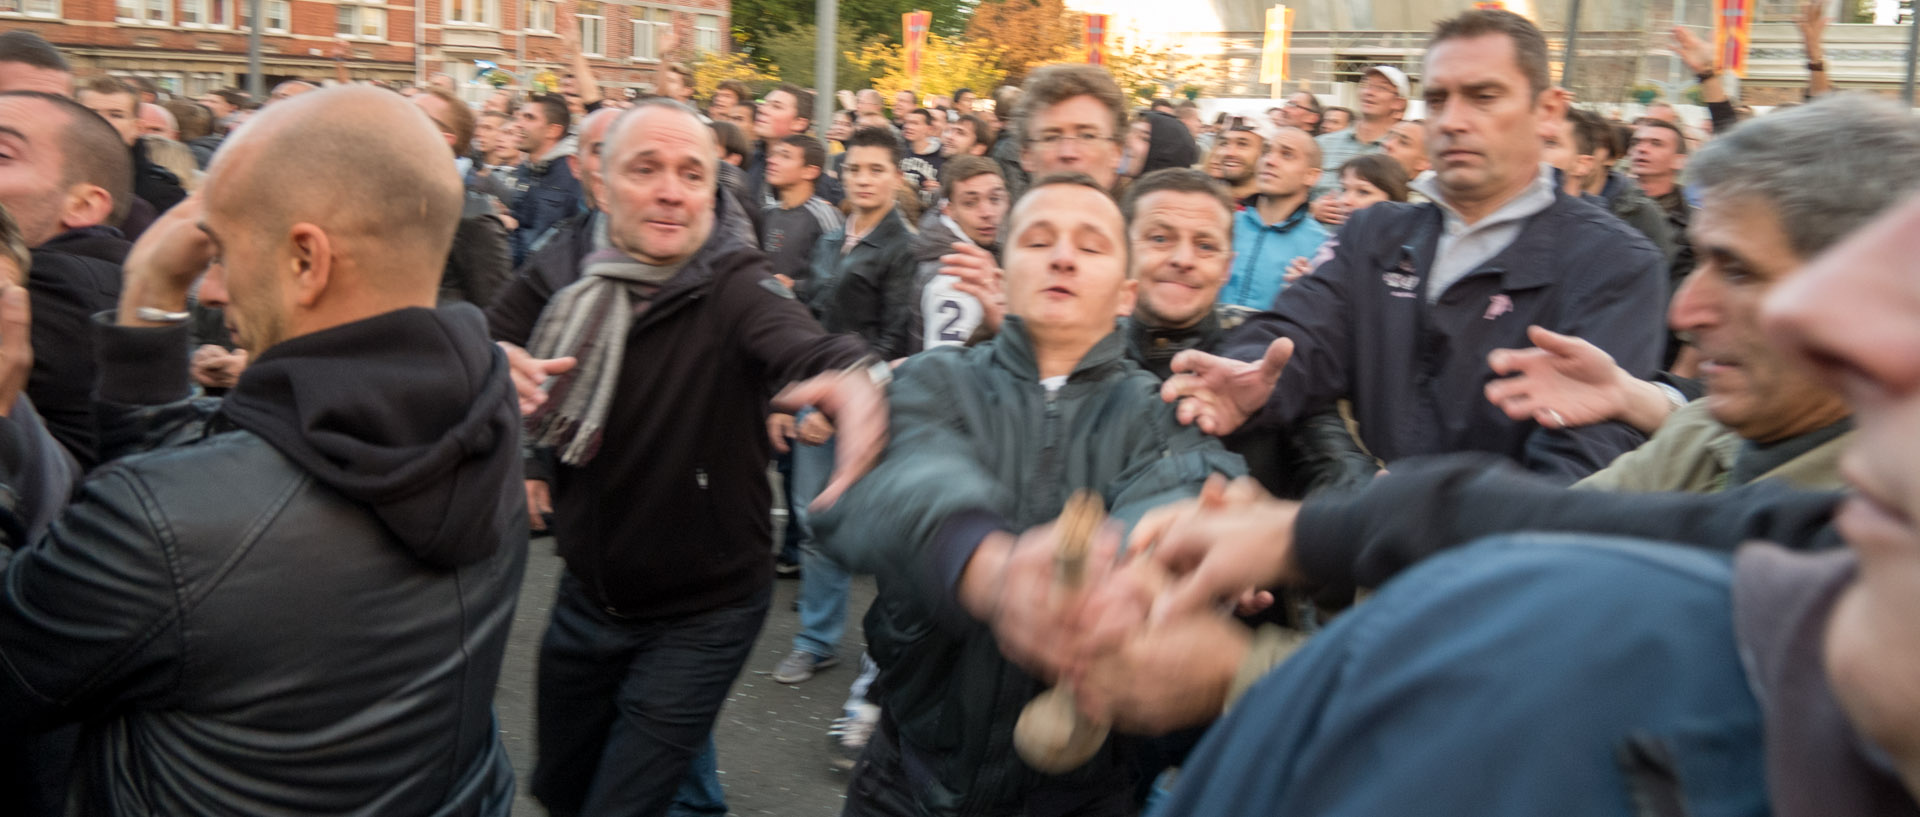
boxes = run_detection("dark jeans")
[533,572,770,817]
[842,716,1137,817]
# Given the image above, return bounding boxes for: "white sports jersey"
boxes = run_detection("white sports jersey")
[921,274,984,349]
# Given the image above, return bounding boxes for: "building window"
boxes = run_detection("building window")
[695,14,721,53]
[238,0,289,32]
[116,0,169,24]
[631,7,670,61]
[526,0,557,32]
[446,0,495,27]
[337,4,386,39]
[181,0,233,27]
[0,0,61,18]
[577,2,605,56]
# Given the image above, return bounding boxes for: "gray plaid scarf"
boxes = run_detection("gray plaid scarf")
[526,225,685,465]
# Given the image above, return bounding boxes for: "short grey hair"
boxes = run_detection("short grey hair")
[1689,93,1920,258]
[603,98,717,183]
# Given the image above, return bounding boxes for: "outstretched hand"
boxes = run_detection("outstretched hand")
[1161,338,1293,436]
[1484,324,1633,430]
[1671,26,1714,75]
[498,342,578,416]
[772,365,889,511]
[940,241,1004,335]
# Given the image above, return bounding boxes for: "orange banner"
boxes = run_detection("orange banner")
[1472,1,1505,9]
[1084,14,1110,66]
[1714,0,1753,77]
[903,10,932,88]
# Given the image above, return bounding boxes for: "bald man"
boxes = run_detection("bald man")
[487,99,885,817]
[0,86,527,815]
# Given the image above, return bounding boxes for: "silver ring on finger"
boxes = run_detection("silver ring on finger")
[1545,408,1567,429]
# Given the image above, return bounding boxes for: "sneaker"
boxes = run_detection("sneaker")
[828,703,881,771]
[774,559,801,579]
[772,649,838,684]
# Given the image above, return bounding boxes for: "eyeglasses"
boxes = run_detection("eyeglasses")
[1028,132,1118,150]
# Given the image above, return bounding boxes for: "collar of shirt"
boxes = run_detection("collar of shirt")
[939,213,979,248]
[1415,163,1559,303]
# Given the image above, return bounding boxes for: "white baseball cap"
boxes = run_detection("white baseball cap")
[1365,65,1411,98]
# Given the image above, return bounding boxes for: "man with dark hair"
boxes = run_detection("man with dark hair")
[0,91,134,469]
[911,155,1006,351]
[814,170,1245,817]
[1166,8,1667,482]
[1544,107,1674,265]
[488,99,883,817]
[941,113,990,159]
[709,79,751,119]
[1015,64,1128,190]
[1631,116,1697,291]
[899,107,943,197]
[0,31,70,96]
[769,125,919,688]
[760,133,842,293]
[0,84,527,817]
[747,83,838,212]
[952,86,976,114]
[1207,123,1263,201]
[1121,167,1246,377]
[506,93,583,265]
[413,88,512,309]
[1320,105,1352,132]
[78,77,186,223]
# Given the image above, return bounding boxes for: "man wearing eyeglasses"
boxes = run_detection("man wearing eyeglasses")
[1014,64,1128,191]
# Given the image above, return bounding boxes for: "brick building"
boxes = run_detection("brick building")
[1,0,730,100]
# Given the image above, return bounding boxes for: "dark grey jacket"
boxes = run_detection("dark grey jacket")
[814,318,1245,815]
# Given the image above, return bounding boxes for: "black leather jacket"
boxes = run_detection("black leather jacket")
[0,306,526,816]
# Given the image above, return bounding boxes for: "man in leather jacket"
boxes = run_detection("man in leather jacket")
[0,87,527,816]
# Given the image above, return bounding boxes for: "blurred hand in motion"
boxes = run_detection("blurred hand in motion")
[1161,338,1293,436]
[1484,324,1635,429]
[772,364,888,510]
[940,241,1004,335]
[191,344,249,390]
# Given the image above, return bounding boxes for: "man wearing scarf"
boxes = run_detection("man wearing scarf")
[488,99,885,817]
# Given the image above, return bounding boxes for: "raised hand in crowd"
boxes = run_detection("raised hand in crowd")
[954,517,1124,683]
[1484,324,1676,434]
[1799,0,1831,96]
[1160,337,1294,436]
[118,195,213,326]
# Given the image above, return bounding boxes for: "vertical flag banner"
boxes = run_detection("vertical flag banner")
[1259,5,1294,85]
[1714,0,1753,77]
[1084,14,1111,66]
[903,10,932,90]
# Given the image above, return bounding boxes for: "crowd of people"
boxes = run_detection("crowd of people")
[2,2,1920,816]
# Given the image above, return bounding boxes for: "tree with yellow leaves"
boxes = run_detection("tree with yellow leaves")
[846,34,1006,102]
[689,50,781,102]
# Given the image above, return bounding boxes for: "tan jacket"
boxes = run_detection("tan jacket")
[1575,399,1851,493]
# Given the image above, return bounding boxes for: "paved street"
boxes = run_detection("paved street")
[497,530,878,817]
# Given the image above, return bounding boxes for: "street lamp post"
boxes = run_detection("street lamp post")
[247,0,264,98]
[815,0,837,139]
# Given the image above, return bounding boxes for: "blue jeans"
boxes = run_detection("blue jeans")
[665,736,727,817]
[532,572,769,817]
[791,421,851,659]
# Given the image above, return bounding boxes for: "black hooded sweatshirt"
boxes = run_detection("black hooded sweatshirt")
[217,304,522,567]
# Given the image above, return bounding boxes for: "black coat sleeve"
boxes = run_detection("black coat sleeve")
[446,214,514,310]
[1291,453,1846,596]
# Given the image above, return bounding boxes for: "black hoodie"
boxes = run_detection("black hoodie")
[218,303,521,567]
[1141,111,1199,176]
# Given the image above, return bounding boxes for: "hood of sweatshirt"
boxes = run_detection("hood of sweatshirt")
[218,303,523,568]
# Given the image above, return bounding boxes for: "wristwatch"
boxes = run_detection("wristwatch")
[1807,60,1826,72]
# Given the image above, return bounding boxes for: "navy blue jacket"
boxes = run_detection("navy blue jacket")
[508,153,584,266]
[1224,191,1667,483]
